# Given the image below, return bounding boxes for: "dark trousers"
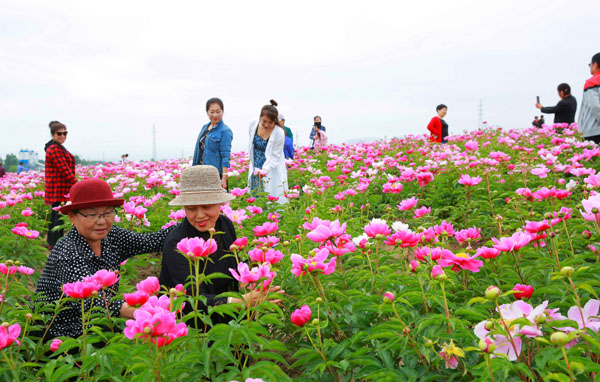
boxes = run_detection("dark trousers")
[585,135,600,144]
[47,202,64,246]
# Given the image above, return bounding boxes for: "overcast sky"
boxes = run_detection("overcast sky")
[0,0,595,162]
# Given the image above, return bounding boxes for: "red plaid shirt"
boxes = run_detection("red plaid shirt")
[44,143,77,204]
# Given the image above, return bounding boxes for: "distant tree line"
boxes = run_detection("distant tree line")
[2,154,104,172]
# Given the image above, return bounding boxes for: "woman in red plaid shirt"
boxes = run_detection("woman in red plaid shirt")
[44,121,77,248]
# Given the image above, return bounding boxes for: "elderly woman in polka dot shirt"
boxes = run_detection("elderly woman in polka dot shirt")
[34,178,174,339]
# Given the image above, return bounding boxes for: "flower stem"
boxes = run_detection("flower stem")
[567,276,587,330]
[510,251,525,284]
[440,282,451,334]
[561,347,575,382]
[417,275,429,316]
[486,353,495,382]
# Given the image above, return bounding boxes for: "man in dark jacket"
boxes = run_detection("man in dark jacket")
[0,161,5,178]
[536,83,577,124]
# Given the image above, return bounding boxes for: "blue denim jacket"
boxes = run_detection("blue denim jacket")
[192,121,233,174]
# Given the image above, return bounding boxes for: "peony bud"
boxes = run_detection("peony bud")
[431,265,446,281]
[550,331,569,347]
[402,327,411,335]
[478,338,496,353]
[534,314,546,324]
[485,321,494,331]
[25,313,33,320]
[560,266,575,277]
[315,297,323,303]
[311,318,320,326]
[582,230,592,240]
[485,286,501,301]
[383,292,395,303]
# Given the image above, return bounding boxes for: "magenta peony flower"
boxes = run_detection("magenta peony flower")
[252,222,278,237]
[62,280,102,299]
[229,262,276,290]
[123,291,150,307]
[476,246,500,259]
[176,237,218,259]
[512,284,534,300]
[363,221,392,238]
[439,252,484,273]
[458,174,482,186]
[397,196,419,211]
[0,323,21,350]
[124,304,187,347]
[383,292,395,302]
[231,236,249,250]
[136,276,160,296]
[291,305,312,327]
[290,248,337,277]
[413,206,431,218]
[88,269,119,289]
[248,248,284,265]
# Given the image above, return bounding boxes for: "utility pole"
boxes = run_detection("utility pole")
[478,99,484,129]
[152,124,157,161]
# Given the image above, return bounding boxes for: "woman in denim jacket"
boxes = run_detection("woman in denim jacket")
[192,98,233,190]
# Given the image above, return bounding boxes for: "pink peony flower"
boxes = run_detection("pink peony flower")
[290,249,337,277]
[21,207,34,217]
[512,284,534,300]
[248,248,284,265]
[124,304,188,347]
[476,246,500,259]
[231,237,249,250]
[123,291,150,307]
[88,269,119,289]
[230,187,248,197]
[413,206,431,218]
[384,231,421,247]
[176,237,218,259]
[397,196,419,211]
[0,323,21,350]
[62,280,102,299]
[252,222,278,237]
[458,174,482,186]
[17,266,34,275]
[364,221,392,238]
[291,305,312,327]
[491,231,532,252]
[307,220,347,243]
[229,262,276,290]
[439,251,484,273]
[136,276,160,296]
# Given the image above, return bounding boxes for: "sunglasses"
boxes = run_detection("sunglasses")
[55,131,68,137]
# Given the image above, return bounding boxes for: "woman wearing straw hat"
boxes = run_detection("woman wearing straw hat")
[247,100,289,204]
[34,178,175,338]
[160,165,283,327]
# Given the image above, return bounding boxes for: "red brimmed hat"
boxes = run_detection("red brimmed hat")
[59,178,124,214]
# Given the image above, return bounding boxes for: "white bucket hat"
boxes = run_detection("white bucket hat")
[169,165,235,206]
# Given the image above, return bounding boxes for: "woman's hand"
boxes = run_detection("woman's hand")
[221,176,228,190]
[120,302,136,319]
[230,285,285,307]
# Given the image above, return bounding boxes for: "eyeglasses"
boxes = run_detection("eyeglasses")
[55,131,68,137]
[76,209,116,221]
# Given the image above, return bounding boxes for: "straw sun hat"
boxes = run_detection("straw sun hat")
[169,165,235,206]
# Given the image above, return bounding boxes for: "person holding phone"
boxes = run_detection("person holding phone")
[309,115,327,149]
[535,83,577,124]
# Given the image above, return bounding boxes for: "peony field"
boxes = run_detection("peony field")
[2,123,600,382]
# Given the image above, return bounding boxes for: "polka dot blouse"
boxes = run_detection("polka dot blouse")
[34,225,174,338]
